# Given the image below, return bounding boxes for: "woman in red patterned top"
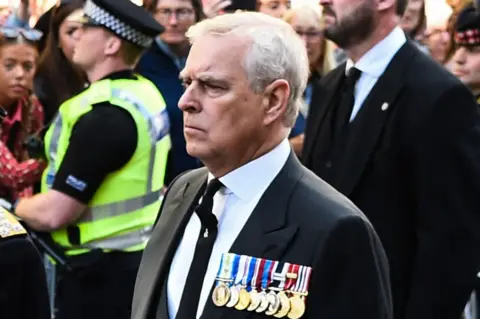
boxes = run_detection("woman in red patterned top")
[0,28,45,202]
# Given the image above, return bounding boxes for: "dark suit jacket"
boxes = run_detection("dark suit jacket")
[132,152,392,319]
[0,233,51,319]
[303,40,480,319]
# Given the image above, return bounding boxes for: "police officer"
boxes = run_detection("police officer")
[451,4,480,103]
[13,0,170,318]
[0,207,50,319]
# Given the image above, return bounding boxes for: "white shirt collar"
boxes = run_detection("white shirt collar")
[208,139,291,202]
[346,26,406,77]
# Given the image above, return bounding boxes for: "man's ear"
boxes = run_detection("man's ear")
[377,0,396,11]
[104,33,122,57]
[262,79,290,126]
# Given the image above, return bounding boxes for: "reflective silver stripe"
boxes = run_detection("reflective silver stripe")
[45,114,63,187]
[79,189,161,222]
[69,226,153,251]
[111,88,158,192]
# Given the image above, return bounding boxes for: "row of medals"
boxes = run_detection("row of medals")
[212,281,306,319]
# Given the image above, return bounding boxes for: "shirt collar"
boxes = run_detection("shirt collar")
[346,26,406,77]
[208,139,291,202]
[156,38,188,70]
[3,100,23,125]
[98,70,136,81]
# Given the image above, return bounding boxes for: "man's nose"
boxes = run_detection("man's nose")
[178,86,200,113]
[168,13,178,26]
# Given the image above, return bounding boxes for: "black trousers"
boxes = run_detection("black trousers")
[55,250,142,319]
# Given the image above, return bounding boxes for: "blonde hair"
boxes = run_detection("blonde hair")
[120,40,145,66]
[283,3,337,75]
[186,11,309,128]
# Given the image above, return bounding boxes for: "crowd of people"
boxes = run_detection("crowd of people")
[0,0,479,318]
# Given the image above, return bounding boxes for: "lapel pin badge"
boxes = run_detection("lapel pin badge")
[381,102,389,111]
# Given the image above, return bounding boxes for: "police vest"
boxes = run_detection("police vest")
[41,75,170,255]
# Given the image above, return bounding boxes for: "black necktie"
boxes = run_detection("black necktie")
[175,178,224,319]
[334,67,362,139]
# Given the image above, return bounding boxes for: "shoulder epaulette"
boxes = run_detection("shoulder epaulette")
[0,207,26,238]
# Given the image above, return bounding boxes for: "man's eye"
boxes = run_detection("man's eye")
[204,83,221,90]
[182,80,191,88]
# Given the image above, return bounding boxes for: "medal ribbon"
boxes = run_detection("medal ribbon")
[267,260,279,289]
[229,254,241,287]
[221,253,235,281]
[300,266,313,294]
[215,253,226,282]
[292,265,305,294]
[269,261,289,290]
[242,256,256,291]
[285,263,300,292]
[260,259,273,290]
[250,257,262,291]
[254,259,267,291]
[234,255,248,286]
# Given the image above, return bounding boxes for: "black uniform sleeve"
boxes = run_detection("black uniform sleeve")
[51,103,138,203]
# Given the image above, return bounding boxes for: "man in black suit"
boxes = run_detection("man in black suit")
[132,11,391,319]
[303,0,480,318]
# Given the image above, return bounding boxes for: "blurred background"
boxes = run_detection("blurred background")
[0,0,456,28]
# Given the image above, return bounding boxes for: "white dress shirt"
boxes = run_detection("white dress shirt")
[346,26,406,121]
[167,139,291,319]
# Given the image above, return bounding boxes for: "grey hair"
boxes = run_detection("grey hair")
[186,11,310,127]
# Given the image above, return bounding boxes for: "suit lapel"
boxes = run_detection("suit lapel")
[201,152,304,319]
[133,169,208,319]
[303,65,345,163]
[334,41,417,196]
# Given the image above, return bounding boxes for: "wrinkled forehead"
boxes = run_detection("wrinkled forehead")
[182,34,251,78]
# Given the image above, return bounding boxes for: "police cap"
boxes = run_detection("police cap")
[81,0,164,48]
[455,4,480,46]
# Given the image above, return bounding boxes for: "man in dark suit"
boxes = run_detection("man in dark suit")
[132,11,391,319]
[303,0,480,318]
[0,207,50,319]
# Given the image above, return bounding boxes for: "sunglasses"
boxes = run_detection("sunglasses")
[0,27,43,42]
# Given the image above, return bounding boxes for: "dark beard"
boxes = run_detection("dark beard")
[323,2,375,49]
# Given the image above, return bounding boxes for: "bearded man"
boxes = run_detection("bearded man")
[302,0,480,318]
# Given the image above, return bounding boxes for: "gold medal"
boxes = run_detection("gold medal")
[212,282,231,307]
[255,290,269,313]
[235,287,251,310]
[287,294,305,319]
[247,289,261,311]
[265,290,281,315]
[274,291,291,318]
[226,285,239,308]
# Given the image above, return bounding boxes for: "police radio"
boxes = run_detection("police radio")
[23,134,45,159]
